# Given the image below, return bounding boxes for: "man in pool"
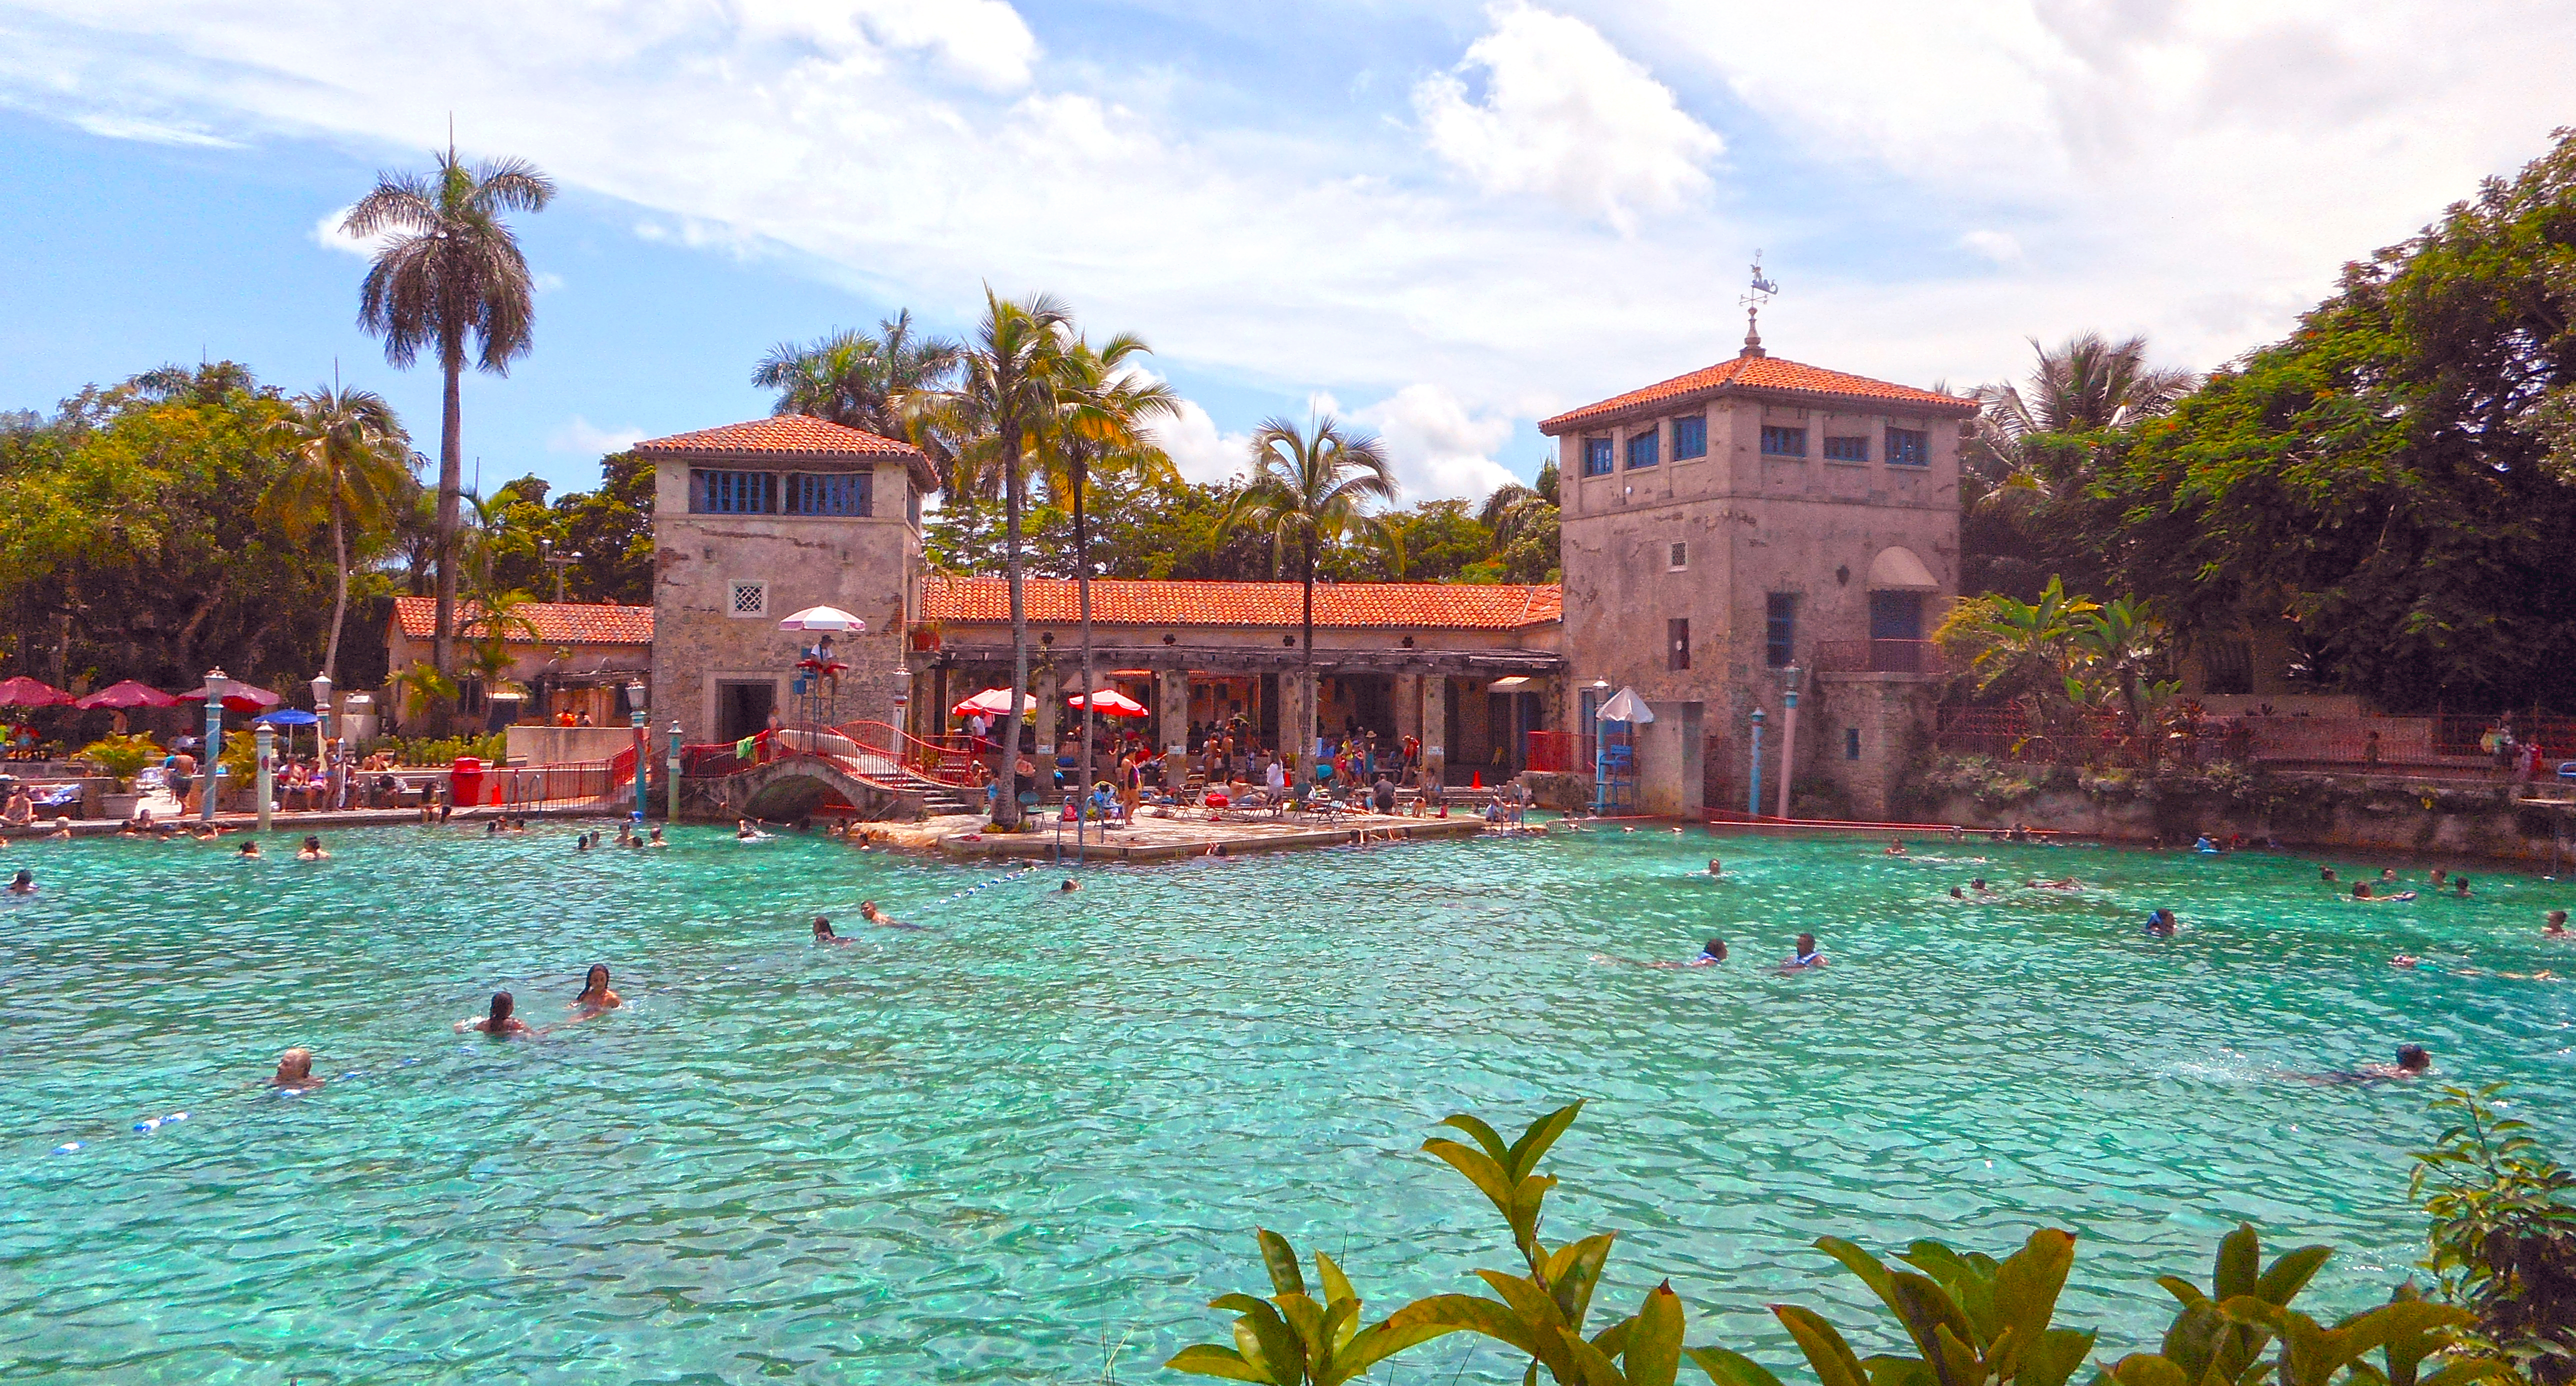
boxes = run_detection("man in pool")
[2294,1044,2433,1084]
[2144,908,2178,937]
[2320,866,2338,882]
[2453,876,2474,898]
[1690,939,1726,966]
[1781,933,1827,970]
[1059,878,1079,893]
[237,840,262,860]
[1884,838,1908,856]
[6,868,33,895]
[455,991,534,1036]
[296,835,328,861]
[270,1048,324,1090]
[2352,881,2417,902]
[812,915,850,946]
[2546,910,2570,938]
[860,900,918,930]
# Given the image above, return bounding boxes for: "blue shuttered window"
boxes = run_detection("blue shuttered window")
[1759,426,1806,457]
[1823,435,1868,462]
[786,472,872,516]
[1886,428,1930,466]
[691,470,776,514]
[1582,437,1614,476]
[1671,415,1706,459]
[1626,431,1658,469]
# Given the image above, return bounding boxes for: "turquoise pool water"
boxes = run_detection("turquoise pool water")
[4,824,2573,1384]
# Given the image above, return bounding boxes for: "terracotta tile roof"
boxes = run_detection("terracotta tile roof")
[1538,352,1978,433]
[392,596,654,646]
[923,577,1562,630]
[632,414,924,458]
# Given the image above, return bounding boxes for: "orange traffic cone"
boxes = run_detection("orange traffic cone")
[1472,770,1482,790]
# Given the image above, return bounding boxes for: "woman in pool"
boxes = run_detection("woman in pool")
[1782,933,1827,970]
[812,915,850,946]
[455,991,534,1036]
[270,1048,324,1090]
[570,964,622,1014]
[238,840,262,860]
[1884,838,1908,856]
[296,835,328,861]
[6,868,33,895]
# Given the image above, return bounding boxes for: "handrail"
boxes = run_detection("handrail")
[834,719,981,786]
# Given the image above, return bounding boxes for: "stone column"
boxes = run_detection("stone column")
[1032,664,1060,795]
[1282,668,1316,786]
[1422,675,1449,789]
[1158,667,1192,790]
[1394,674,1422,744]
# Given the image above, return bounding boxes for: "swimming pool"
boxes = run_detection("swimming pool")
[4,824,2570,1383]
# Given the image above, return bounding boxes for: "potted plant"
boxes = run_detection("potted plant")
[74,733,162,820]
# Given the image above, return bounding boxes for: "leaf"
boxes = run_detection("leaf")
[1167,1344,1276,1384]
[1440,1112,1514,1166]
[1547,1234,1618,1330]
[1505,1102,1586,1181]
[1260,1230,1306,1298]
[2155,1278,2208,1308]
[1687,1346,1788,1386]
[1340,1316,1471,1381]
[1818,1238,1904,1313]
[1388,1292,1546,1361]
[1864,1355,1942,1386]
[1775,1304,1876,1386]
[1888,1272,1981,1375]
[1994,1230,2076,1357]
[2252,1247,2332,1308]
[1930,1322,1984,1386]
[1316,1251,1356,1312]
[2214,1226,2260,1304]
[2022,1328,2098,1386]
[2104,1354,2193,1386]
[1424,1140,1518,1227]
[1477,1269,1572,1334]
[1625,1282,1686,1386]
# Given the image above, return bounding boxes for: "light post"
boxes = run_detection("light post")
[666,720,683,824]
[255,722,276,832]
[200,667,226,825]
[310,670,335,810]
[1776,664,1802,821]
[538,540,582,604]
[1747,706,1766,818]
[1588,678,1611,814]
[628,678,649,824]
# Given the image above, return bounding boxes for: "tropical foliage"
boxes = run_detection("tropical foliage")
[1172,1102,2512,1386]
[2412,1085,2576,1385]
[1936,576,2182,765]
[260,380,414,682]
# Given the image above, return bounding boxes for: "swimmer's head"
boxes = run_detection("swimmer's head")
[1950,886,1964,898]
[9,868,28,888]
[238,840,258,856]
[486,992,514,1027]
[276,1048,312,1082]
[860,900,880,918]
[1707,860,1722,874]
[2552,910,2570,932]
[1060,879,1078,892]
[302,835,321,850]
[2397,1044,2432,1072]
[1795,932,1817,954]
[2322,867,2338,881]
[1971,878,1987,890]
[1703,940,1727,961]
[580,964,610,998]
[812,915,835,939]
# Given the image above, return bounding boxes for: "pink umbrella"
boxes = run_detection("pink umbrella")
[180,683,283,714]
[1066,688,1149,717]
[950,687,1021,718]
[0,676,72,708]
[75,680,182,710]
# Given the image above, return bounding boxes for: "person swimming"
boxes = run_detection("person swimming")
[647,826,666,848]
[237,840,262,860]
[2194,834,2218,853]
[736,819,770,840]
[455,990,534,1036]
[270,1048,324,1090]
[1059,878,1080,893]
[571,964,622,1013]
[858,900,918,930]
[576,833,594,852]
[2453,876,2474,898]
[6,868,33,896]
[1781,932,1827,970]
[1706,858,1722,876]
[2144,908,2178,937]
[296,834,328,861]
[2392,954,2422,969]
[2352,881,2418,902]
[812,915,850,946]
[2546,910,2570,938]
[1884,838,1908,857]
[2320,866,2338,882]
[1691,938,1727,966]
[1948,886,1966,900]
[2292,1044,2432,1085]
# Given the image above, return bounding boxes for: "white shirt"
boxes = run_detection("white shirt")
[1266,762,1286,792]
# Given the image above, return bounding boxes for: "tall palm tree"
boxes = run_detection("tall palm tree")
[944,288,1072,830]
[752,309,964,474]
[260,381,415,683]
[1969,332,2196,515]
[1226,414,1397,784]
[344,143,555,680]
[1034,334,1182,825]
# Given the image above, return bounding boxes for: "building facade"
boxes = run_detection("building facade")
[383,595,653,732]
[1541,335,1979,818]
[638,416,931,746]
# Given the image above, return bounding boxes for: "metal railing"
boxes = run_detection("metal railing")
[1812,639,1948,676]
[487,760,623,812]
[1526,730,1594,774]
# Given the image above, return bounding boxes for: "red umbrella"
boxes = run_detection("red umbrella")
[950,687,1020,718]
[0,676,72,708]
[180,683,283,714]
[1066,688,1149,717]
[75,680,182,710]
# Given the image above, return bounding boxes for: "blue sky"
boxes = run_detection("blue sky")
[3,0,2570,502]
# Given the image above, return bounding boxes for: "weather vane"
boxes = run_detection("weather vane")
[1739,250,1779,358]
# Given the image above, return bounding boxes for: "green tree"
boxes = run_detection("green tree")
[752,308,965,502]
[260,381,416,684]
[344,143,556,680]
[1226,414,1397,780]
[943,288,1072,829]
[551,451,655,604]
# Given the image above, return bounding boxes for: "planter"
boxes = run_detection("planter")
[101,792,140,821]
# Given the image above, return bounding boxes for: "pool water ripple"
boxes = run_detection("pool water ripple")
[4,824,2574,1382]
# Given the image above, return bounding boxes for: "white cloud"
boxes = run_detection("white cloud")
[1960,230,2022,264]
[1152,398,1254,486]
[730,0,1038,89]
[533,270,566,294]
[1414,4,1724,230]
[548,416,646,456]
[70,112,236,146]
[310,204,390,258]
[1355,384,1520,503]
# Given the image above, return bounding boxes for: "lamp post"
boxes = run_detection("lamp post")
[1747,706,1766,818]
[538,539,582,604]
[667,720,684,824]
[628,678,649,824]
[1588,678,1611,814]
[310,671,334,810]
[1776,664,1802,821]
[200,667,226,825]
[255,722,276,832]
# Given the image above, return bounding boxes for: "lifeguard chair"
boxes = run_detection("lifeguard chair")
[1591,686,1650,816]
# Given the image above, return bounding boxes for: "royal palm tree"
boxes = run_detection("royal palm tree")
[344,144,555,681]
[1226,414,1397,784]
[944,288,1073,830]
[752,310,964,474]
[1034,334,1182,824]
[260,380,415,684]
[1970,332,2196,514]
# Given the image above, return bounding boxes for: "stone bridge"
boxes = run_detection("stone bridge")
[676,754,923,824]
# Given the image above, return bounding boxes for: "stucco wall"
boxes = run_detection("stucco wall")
[648,458,920,745]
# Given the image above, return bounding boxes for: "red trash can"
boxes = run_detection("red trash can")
[450,756,484,810]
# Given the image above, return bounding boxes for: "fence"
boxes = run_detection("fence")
[1526,730,1594,774]
[1812,639,1949,676]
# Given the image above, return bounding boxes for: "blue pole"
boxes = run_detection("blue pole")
[1748,707,1766,817]
[200,668,226,825]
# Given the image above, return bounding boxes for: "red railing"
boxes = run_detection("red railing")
[1526,730,1594,774]
[834,720,980,786]
[1812,639,1948,676]
[486,759,623,810]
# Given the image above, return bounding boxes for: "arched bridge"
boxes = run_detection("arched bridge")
[674,722,976,824]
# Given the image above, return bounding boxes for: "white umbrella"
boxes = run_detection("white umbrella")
[1598,686,1654,723]
[778,605,867,632]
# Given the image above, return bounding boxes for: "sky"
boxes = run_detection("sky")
[2,0,2571,504]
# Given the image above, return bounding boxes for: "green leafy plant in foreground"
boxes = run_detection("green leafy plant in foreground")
[1170,1103,2509,1386]
[2412,1085,2576,1386]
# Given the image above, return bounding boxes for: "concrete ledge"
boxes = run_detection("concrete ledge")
[938,812,1488,862]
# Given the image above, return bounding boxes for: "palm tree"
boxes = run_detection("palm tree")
[1226,414,1397,784]
[2068,597,2180,770]
[944,288,1073,830]
[260,381,414,683]
[1969,332,2196,516]
[752,310,964,474]
[1034,334,1182,826]
[344,144,556,682]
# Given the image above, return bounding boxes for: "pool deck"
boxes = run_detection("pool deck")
[926,808,1496,862]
